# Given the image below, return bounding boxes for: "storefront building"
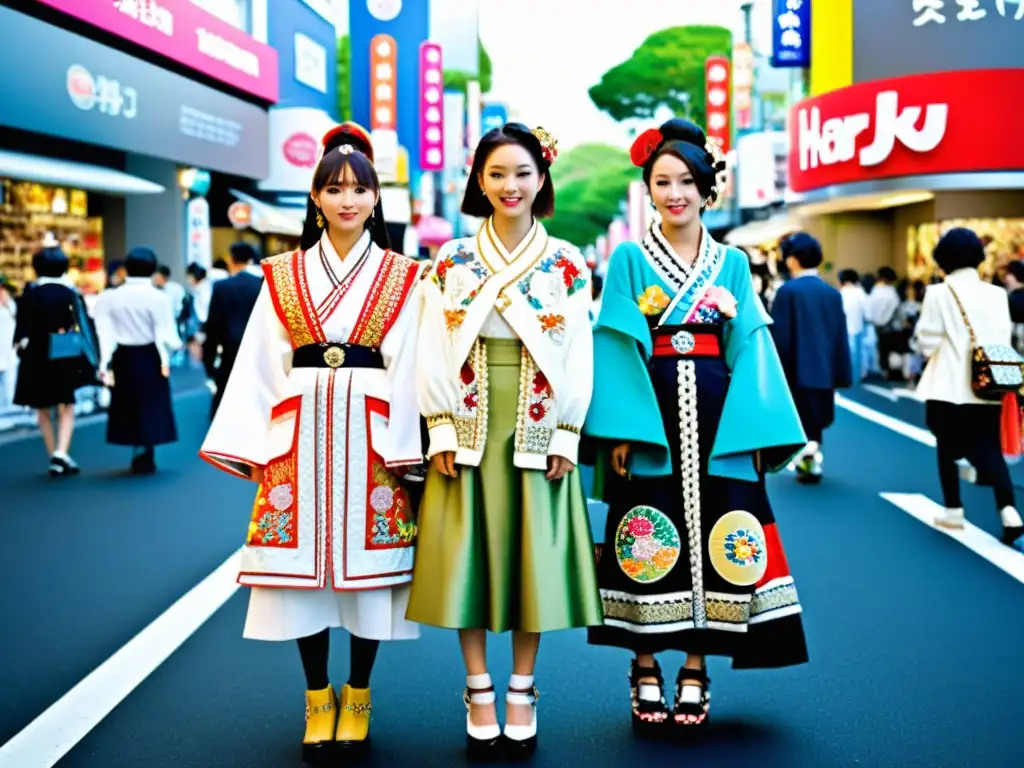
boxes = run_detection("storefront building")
[790,0,1024,281]
[0,0,278,291]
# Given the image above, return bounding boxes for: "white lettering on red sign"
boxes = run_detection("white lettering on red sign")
[114,0,174,36]
[196,28,260,78]
[798,90,949,171]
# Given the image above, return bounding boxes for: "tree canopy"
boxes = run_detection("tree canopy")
[337,35,351,121]
[443,39,493,96]
[545,144,637,248]
[589,25,733,127]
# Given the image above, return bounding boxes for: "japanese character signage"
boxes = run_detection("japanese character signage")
[418,42,444,171]
[704,56,731,154]
[854,0,1024,82]
[732,43,755,130]
[788,69,1024,193]
[771,0,811,68]
[370,34,398,131]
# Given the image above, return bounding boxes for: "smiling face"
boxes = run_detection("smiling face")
[311,162,377,237]
[648,151,704,230]
[478,143,545,222]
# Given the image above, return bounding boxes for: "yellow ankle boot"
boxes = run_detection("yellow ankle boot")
[302,685,338,761]
[335,684,372,749]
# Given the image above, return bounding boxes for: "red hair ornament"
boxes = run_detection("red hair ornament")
[630,128,664,168]
[319,121,374,163]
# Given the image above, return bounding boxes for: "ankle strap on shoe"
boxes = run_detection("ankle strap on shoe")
[677,667,708,686]
[465,674,496,706]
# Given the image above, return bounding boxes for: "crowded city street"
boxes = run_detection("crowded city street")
[1,379,1023,767]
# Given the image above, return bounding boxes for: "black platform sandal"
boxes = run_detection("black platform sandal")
[629,659,669,737]
[673,665,711,729]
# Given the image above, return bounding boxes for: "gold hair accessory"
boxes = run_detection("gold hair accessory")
[338,144,355,155]
[532,127,559,165]
[703,139,728,210]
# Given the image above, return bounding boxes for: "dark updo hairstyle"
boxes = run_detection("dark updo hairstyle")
[125,246,158,278]
[641,119,726,210]
[462,122,555,218]
[32,247,69,278]
[301,122,389,251]
[933,227,986,275]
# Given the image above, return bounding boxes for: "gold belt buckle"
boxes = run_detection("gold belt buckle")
[323,345,346,368]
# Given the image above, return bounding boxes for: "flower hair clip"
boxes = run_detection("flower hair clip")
[532,127,559,165]
[630,127,664,168]
[338,145,355,155]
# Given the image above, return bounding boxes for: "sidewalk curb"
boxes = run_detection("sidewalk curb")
[0,388,208,448]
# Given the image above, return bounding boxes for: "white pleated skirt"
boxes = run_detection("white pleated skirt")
[243,583,420,642]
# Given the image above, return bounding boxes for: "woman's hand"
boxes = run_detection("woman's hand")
[161,365,170,378]
[546,455,575,481]
[610,442,631,477]
[431,451,458,478]
[706,286,738,319]
[100,369,115,388]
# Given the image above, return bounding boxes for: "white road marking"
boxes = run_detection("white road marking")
[835,392,936,448]
[881,493,1024,586]
[861,384,917,402]
[0,549,242,768]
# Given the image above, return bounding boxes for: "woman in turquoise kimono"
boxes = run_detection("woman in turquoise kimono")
[584,119,809,736]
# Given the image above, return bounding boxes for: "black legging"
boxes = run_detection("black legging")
[297,629,380,690]
[927,401,1016,511]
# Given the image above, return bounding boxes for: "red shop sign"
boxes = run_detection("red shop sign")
[705,56,731,154]
[788,69,1024,194]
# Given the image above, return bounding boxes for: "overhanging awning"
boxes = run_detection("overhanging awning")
[229,189,304,237]
[724,215,801,247]
[0,149,165,195]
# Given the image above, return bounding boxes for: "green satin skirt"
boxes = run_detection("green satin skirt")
[407,338,603,634]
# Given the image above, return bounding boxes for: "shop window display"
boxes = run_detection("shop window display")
[0,179,106,294]
[908,219,1024,282]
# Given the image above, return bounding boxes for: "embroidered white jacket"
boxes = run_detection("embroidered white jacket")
[416,218,594,469]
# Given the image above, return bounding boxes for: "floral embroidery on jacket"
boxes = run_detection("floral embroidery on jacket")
[515,351,557,453]
[432,243,488,294]
[517,248,587,310]
[445,308,466,330]
[247,483,297,547]
[538,313,566,343]
[638,285,671,316]
[366,463,416,548]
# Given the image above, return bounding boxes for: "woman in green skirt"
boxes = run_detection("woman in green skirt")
[409,123,602,759]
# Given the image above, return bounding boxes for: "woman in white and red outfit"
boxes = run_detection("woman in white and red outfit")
[200,123,423,761]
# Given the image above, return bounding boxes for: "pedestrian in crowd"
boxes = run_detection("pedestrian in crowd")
[838,269,870,383]
[152,263,187,365]
[12,247,97,476]
[0,275,18,410]
[202,242,262,418]
[93,247,181,474]
[771,234,852,483]
[200,123,423,761]
[896,280,926,382]
[409,122,602,759]
[913,228,1024,553]
[591,272,604,321]
[868,266,903,380]
[1002,260,1024,323]
[185,262,211,330]
[208,258,230,284]
[584,118,808,738]
[106,260,127,290]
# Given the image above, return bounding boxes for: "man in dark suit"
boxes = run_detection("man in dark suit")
[204,242,263,418]
[770,233,852,484]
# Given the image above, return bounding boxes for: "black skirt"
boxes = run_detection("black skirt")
[106,344,178,447]
[589,337,808,670]
[13,354,85,408]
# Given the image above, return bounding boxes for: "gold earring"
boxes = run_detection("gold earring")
[316,208,325,228]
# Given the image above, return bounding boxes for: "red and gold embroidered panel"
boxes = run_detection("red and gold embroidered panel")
[263,250,321,348]
[349,251,418,348]
[364,396,416,550]
[246,397,302,549]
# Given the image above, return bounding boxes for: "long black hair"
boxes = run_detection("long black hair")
[300,125,390,251]
[461,122,555,218]
[642,118,726,209]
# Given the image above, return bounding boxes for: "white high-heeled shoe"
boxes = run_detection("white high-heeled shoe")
[934,507,965,530]
[464,673,501,759]
[503,674,538,758]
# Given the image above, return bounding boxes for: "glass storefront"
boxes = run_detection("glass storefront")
[907,218,1024,282]
[0,178,107,293]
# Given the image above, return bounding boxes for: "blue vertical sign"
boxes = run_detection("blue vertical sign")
[480,102,508,135]
[349,0,430,178]
[771,0,811,68]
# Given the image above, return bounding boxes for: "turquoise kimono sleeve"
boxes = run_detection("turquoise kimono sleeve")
[583,243,671,483]
[709,249,808,481]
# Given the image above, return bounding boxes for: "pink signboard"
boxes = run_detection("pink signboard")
[34,0,279,102]
[419,42,444,171]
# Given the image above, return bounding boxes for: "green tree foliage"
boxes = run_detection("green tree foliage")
[589,25,732,127]
[443,39,493,96]
[337,35,351,121]
[545,145,637,248]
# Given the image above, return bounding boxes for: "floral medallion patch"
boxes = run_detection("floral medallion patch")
[614,506,681,584]
[708,510,769,586]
